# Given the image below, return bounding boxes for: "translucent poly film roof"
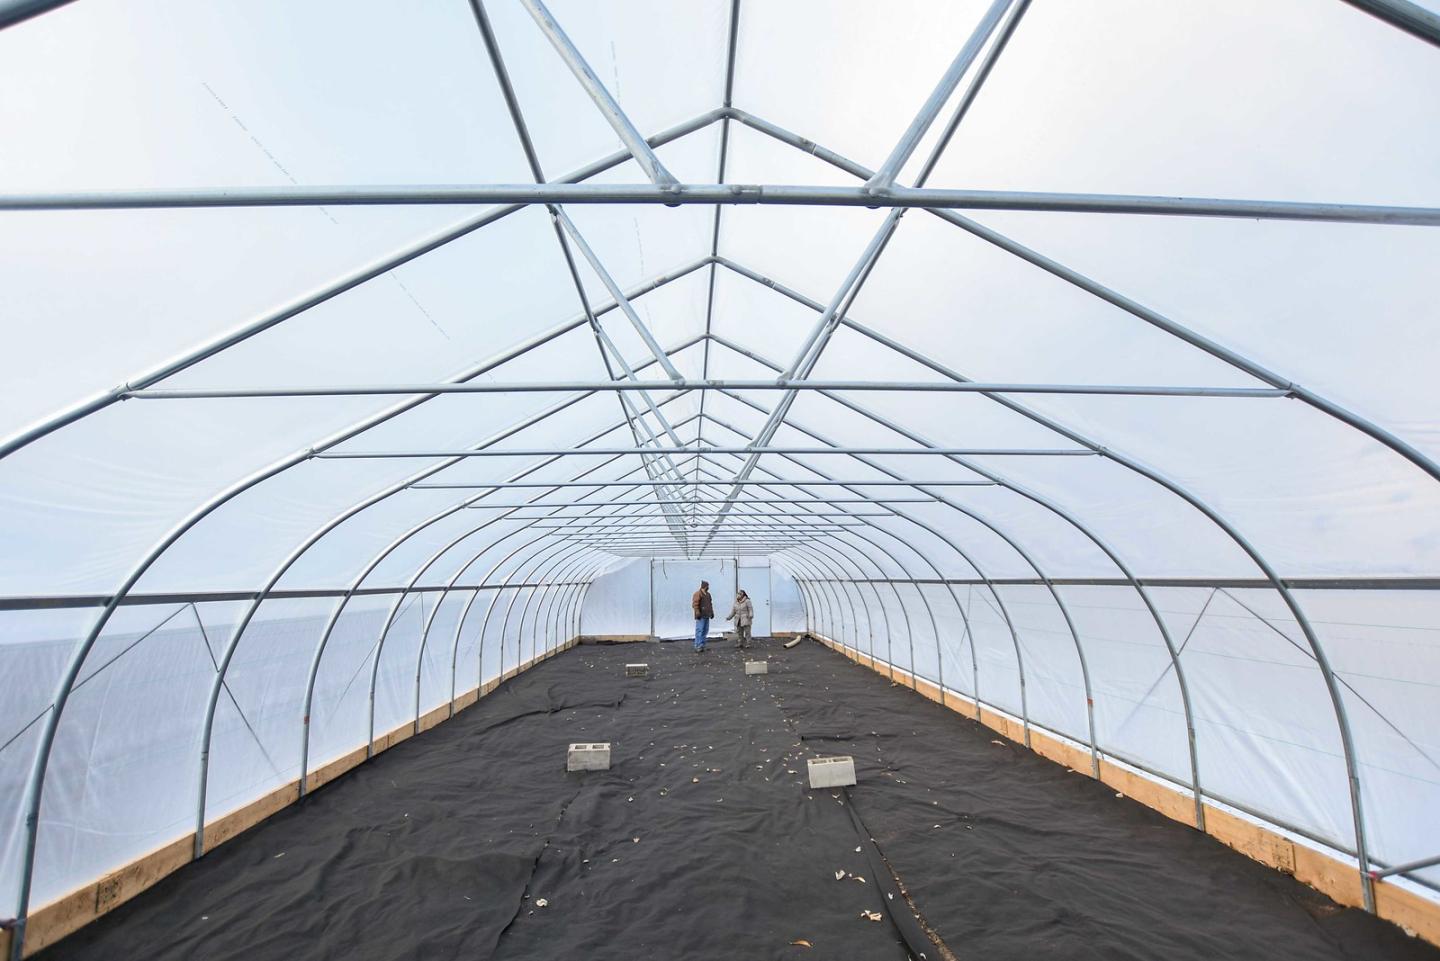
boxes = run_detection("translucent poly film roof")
[2,0,1439,950]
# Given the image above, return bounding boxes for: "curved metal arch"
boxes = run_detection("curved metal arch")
[727,109,1440,490]
[694,446,980,713]
[795,538,914,676]
[129,279,706,873]
[368,460,669,747]
[473,538,579,682]
[537,553,627,654]
[788,538,884,660]
[361,456,660,754]
[411,529,639,734]
[709,495,874,649]
[711,321,1202,818]
[705,405,1039,745]
[414,485,663,730]
[708,349,1099,774]
[771,538,868,652]
[775,550,848,645]
[813,384,1207,824]
[560,557,613,644]
[728,116,1414,901]
[10,303,690,936]
[512,542,605,665]
[687,460,896,664]
[0,110,722,465]
[296,442,679,794]
[497,540,597,673]
[536,554,612,656]
[292,383,698,790]
[771,556,823,638]
[695,420,1001,712]
[726,458,971,700]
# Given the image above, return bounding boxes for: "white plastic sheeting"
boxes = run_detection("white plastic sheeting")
[1,0,1439,943]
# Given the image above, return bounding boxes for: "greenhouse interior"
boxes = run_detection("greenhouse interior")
[2,0,1439,958]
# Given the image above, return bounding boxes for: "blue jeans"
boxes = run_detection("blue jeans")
[694,617,710,650]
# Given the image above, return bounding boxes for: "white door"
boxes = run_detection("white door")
[650,559,734,639]
[737,561,771,636]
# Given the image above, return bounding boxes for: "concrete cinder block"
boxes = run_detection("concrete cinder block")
[566,742,611,772]
[807,755,856,789]
[625,663,648,678]
[744,660,769,675]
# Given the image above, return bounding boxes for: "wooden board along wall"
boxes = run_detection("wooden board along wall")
[1,637,581,959]
[791,631,1440,950]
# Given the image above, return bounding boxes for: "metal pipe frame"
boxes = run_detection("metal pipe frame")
[516,0,678,188]
[494,541,586,677]
[529,552,606,660]
[424,480,659,708]
[467,497,940,506]
[1340,0,1440,46]
[696,415,992,700]
[697,420,1012,717]
[865,0,1014,190]
[476,0,695,533]
[7,248,706,950]
[688,454,944,688]
[730,106,1440,494]
[195,395,602,855]
[746,462,974,707]
[362,456,651,757]
[513,539,605,667]
[5,8,1437,942]
[319,446,1096,458]
[297,404,695,782]
[691,0,744,510]
[711,387,1048,749]
[473,540,571,681]
[311,424,686,781]
[717,246,1380,899]
[411,482,761,685]
[9,182,1436,225]
[126,380,1288,399]
[411,479,999,489]
[192,345,701,858]
[703,14,1033,555]
[0,114,723,467]
[716,101,1428,890]
[707,261,1207,820]
[725,440,994,716]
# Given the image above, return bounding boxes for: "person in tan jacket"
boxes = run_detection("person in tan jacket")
[691,580,714,652]
[726,590,755,649]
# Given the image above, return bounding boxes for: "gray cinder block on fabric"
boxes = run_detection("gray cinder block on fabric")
[625,663,648,677]
[744,660,769,675]
[807,755,856,789]
[567,742,611,772]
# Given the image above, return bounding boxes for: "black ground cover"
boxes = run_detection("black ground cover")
[38,637,1439,961]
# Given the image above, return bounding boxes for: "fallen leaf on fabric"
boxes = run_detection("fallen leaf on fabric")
[835,869,846,881]
[990,740,1004,746]
[860,910,883,922]
[535,899,549,907]
[789,939,812,948]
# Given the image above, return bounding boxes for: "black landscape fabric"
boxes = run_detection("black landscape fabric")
[37,637,1439,961]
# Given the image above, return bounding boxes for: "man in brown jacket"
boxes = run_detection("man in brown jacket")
[691,580,714,652]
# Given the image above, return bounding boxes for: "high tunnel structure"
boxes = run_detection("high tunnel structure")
[1,0,1440,957]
